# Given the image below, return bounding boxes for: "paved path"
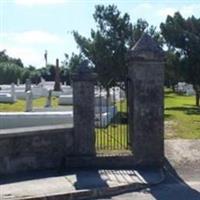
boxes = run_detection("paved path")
[0,169,152,200]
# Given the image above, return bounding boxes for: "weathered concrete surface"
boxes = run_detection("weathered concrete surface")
[72,61,97,156]
[0,169,158,200]
[165,139,200,168]
[129,61,164,167]
[0,125,73,175]
[0,112,73,129]
[128,34,165,167]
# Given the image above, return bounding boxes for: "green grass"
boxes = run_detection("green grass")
[95,124,129,151]
[0,97,58,112]
[165,89,200,139]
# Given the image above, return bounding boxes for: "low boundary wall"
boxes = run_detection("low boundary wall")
[0,125,73,175]
[0,112,73,129]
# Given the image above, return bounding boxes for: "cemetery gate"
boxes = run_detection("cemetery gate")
[95,79,131,153]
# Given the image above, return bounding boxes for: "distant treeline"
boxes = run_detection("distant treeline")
[0,50,71,85]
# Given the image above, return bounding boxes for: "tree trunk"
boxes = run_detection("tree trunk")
[172,84,175,92]
[194,85,200,107]
[195,92,200,107]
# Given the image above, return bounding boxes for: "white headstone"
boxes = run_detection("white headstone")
[11,83,16,101]
[17,78,20,86]
[25,91,33,112]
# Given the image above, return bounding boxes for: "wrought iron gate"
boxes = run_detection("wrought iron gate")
[95,79,130,152]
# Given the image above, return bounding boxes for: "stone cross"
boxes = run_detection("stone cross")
[54,59,61,91]
[45,90,52,107]
[25,90,33,112]
[25,79,31,92]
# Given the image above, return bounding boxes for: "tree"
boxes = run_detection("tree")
[160,12,200,106]
[72,5,162,89]
[0,62,22,84]
[73,5,132,88]
[67,53,85,74]
[30,71,41,84]
[165,50,183,90]
[39,64,55,81]
[0,50,24,68]
[0,50,42,84]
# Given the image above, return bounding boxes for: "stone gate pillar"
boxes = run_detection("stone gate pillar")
[72,60,97,156]
[127,34,165,166]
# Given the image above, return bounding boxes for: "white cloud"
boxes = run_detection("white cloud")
[131,3,153,14]
[0,30,64,67]
[0,44,43,67]
[15,0,66,6]
[180,5,200,17]
[157,7,177,17]
[137,3,153,10]
[0,31,69,67]
[1,31,63,45]
[157,4,200,18]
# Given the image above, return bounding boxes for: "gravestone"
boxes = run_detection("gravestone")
[25,79,31,92]
[17,78,20,86]
[25,91,33,112]
[58,94,73,105]
[45,90,52,107]
[11,83,16,101]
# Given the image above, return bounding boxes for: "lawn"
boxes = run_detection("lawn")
[165,90,200,139]
[0,97,58,112]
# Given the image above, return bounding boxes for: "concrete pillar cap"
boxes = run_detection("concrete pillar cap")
[127,33,165,62]
[72,60,97,81]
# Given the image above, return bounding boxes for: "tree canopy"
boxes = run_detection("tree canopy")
[160,12,200,105]
[72,4,162,88]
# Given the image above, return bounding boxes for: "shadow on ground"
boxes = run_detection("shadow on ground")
[99,158,200,200]
[164,113,173,119]
[74,170,108,189]
[165,106,200,115]
[143,158,200,200]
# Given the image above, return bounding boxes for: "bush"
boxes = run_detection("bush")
[0,62,22,84]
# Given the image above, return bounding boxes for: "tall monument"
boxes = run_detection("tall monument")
[54,58,61,91]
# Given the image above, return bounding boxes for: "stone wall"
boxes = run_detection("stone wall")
[0,112,73,129]
[0,125,73,175]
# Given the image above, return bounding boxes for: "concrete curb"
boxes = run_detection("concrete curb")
[17,182,148,200]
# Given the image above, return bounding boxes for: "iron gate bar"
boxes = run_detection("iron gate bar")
[95,79,130,152]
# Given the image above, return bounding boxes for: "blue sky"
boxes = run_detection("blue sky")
[0,0,200,68]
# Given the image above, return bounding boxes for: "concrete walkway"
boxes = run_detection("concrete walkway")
[0,139,200,200]
[0,169,163,200]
